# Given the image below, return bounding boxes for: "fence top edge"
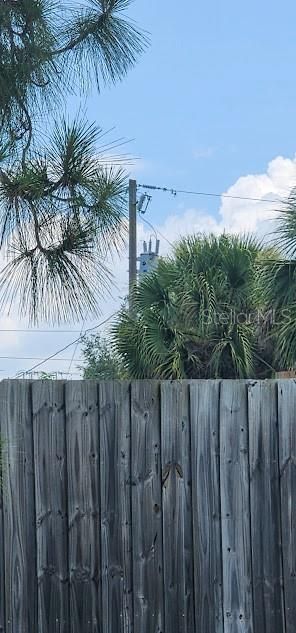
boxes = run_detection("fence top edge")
[1,378,296,385]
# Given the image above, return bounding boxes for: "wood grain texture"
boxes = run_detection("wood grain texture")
[0,380,37,633]
[0,378,294,633]
[131,381,164,633]
[248,381,284,633]
[278,379,296,633]
[220,380,253,633]
[0,422,5,633]
[32,381,69,633]
[190,380,223,633]
[99,381,132,633]
[65,381,101,633]
[161,381,194,633]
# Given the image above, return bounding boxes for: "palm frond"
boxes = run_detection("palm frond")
[272,191,296,257]
[262,259,296,309]
[114,233,266,379]
[272,305,296,369]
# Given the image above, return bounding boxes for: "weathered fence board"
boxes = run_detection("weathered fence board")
[278,379,296,633]
[131,381,164,633]
[248,381,284,633]
[0,378,295,633]
[0,428,5,633]
[190,380,223,633]
[161,381,194,633]
[32,381,69,633]
[65,381,101,633]
[99,381,132,633]
[220,380,253,633]
[0,380,37,633]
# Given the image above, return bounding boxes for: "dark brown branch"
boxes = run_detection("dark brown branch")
[52,12,107,56]
[31,206,48,255]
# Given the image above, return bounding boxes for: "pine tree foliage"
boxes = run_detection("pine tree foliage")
[0,0,147,322]
[0,0,147,150]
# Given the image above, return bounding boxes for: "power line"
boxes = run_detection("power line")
[1,356,84,361]
[67,318,86,374]
[0,329,92,333]
[15,312,116,377]
[138,183,285,205]
[141,216,174,248]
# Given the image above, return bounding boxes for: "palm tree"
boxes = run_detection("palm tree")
[113,234,274,379]
[0,0,147,322]
[262,192,296,369]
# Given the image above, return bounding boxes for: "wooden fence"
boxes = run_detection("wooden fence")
[0,379,295,633]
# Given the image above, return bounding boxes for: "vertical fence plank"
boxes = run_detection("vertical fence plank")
[0,430,5,633]
[0,377,293,633]
[131,381,164,633]
[220,381,253,633]
[99,381,132,633]
[0,380,37,633]
[190,380,223,633]
[32,381,69,633]
[278,379,296,633]
[65,381,101,633]
[248,381,284,633]
[161,381,194,633]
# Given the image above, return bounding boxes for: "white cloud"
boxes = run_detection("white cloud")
[104,153,296,310]
[218,155,296,234]
[145,154,296,248]
[138,209,220,257]
[2,152,296,378]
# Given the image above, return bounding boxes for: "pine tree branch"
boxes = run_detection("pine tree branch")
[52,7,111,56]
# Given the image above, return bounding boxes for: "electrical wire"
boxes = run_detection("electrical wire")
[140,216,174,248]
[137,181,286,250]
[0,329,91,333]
[8,180,280,374]
[1,356,85,361]
[138,183,285,205]
[67,317,86,374]
[15,312,117,377]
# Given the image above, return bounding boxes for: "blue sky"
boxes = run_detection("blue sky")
[3,0,296,378]
[85,0,296,209]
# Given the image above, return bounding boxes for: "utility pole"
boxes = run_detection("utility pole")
[129,178,137,312]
